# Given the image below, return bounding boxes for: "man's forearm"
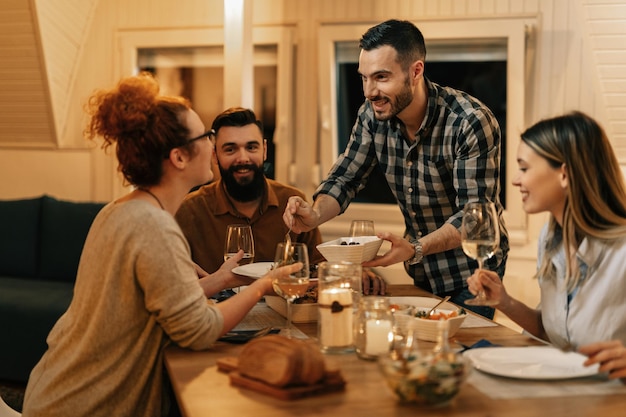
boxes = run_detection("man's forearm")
[311,194,342,227]
[420,223,461,257]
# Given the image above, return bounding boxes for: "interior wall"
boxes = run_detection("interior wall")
[0,148,92,201]
[2,0,624,201]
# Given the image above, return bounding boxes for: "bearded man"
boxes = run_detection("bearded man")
[176,107,387,296]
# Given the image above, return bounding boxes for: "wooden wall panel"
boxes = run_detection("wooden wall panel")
[0,0,55,147]
[582,0,626,153]
[35,0,98,148]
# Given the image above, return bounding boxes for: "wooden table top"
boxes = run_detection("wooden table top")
[164,285,626,417]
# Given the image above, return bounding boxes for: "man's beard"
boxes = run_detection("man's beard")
[371,77,413,121]
[219,163,266,202]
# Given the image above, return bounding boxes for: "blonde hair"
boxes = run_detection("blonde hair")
[521,112,626,291]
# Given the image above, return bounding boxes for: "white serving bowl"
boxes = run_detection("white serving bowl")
[316,236,383,264]
[410,309,467,342]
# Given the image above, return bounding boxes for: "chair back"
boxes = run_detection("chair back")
[0,395,20,417]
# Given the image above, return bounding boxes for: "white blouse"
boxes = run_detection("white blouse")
[538,225,626,349]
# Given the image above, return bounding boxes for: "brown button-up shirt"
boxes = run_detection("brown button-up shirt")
[175,178,323,273]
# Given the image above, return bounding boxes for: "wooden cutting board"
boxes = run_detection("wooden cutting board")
[216,356,346,400]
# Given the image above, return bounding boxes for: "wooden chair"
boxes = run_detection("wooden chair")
[0,395,20,417]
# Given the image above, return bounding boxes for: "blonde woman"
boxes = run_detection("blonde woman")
[468,111,626,382]
[22,73,299,416]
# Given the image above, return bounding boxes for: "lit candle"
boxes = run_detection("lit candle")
[365,319,392,355]
[318,288,353,348]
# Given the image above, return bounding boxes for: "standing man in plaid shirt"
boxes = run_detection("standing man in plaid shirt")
[284,19,508,319]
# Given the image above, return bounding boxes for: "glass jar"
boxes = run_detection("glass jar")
[317,261,362,354]
[355,296,393,360]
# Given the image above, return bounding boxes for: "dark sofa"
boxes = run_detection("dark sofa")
[0,195,105,383]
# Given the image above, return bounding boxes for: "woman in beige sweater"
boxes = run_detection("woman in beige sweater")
[22,73,300,417]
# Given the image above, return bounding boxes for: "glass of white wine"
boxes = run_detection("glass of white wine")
[461,201,500,306]
[272,242,310,338]
[349,220,375,237]
[224,224,255,265]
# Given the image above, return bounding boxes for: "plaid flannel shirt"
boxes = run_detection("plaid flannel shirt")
[314,78,509,294]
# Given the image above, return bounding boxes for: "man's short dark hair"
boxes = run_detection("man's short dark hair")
[359,19,426,70]
[210,107,264,137]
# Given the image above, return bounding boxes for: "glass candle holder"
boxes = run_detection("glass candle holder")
[355,296,393,360]
[317,261,362,354]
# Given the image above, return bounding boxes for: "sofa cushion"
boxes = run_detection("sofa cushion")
[38,195,105,282]
[0,196,42,277]
[0,276,74,382]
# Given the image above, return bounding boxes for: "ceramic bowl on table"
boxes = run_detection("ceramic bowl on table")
[316,236,383,263]
[401,308,467,342]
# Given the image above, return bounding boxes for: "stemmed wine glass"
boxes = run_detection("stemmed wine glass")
[349,220,375,237]
[272,242,310,338]
[461,201,500,306]
[224,224,255,265]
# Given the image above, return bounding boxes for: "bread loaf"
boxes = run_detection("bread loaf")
[238,335,326,387]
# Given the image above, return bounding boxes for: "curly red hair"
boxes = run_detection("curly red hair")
[85,72,195,187]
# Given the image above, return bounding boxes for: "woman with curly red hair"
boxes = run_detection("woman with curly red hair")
[22,73,299,417]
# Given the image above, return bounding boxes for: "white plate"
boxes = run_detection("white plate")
[232,262,274,279]
[463,346,599,380]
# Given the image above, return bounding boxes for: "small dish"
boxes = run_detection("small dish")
[232,262,274,279]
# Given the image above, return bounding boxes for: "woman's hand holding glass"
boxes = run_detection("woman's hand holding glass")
[461,201,500,306]
[466,269,507,307]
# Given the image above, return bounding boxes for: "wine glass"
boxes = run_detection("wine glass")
[272,242,310,338]
[461,201,500,306]
[349,220,375,237]
[224,224,255,265]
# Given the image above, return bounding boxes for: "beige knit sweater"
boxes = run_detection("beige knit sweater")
[22,200,223,417]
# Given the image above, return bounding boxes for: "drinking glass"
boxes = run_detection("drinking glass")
[224,224,255,265]
[272,242,310,338]
[460,201,500,306]
[349,220,375,237]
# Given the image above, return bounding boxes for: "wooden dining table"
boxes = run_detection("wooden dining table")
[164,285,626,417]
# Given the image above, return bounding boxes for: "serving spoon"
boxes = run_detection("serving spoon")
[282,221,292,263]
[426,295,451,316]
